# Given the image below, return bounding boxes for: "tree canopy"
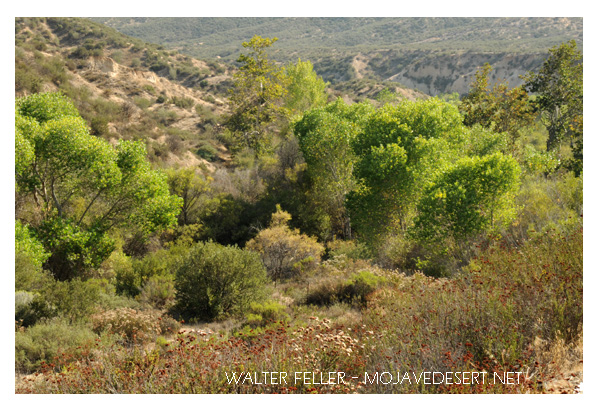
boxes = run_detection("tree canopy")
[522,40,583,160]
[15,92,182,280]
[226,35,288,152]
[461,63,535,153]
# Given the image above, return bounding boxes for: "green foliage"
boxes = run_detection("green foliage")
[246,205,324,281]
[114,245,189,298]
[16,92,79,122]
[284,58,329,117]
[244,301,289,328]
[37,217,115,281]
[17,272,110,327]
[226,36,289,152]
[462,125,509,157]
[347,98,466,242]
[15,318,98,373]
[15,221,49,270]
[16,93,182,280]
[413,152,521,244]
[294,99,374,239]
[174,241,268,321]
[461,63,535,152]
[196,141,219,161]
[523,40,583,156]
[341,271,385,307]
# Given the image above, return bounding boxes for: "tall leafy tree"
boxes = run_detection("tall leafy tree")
[15,93,182,280]
[347,98,467,242]
[284,58,329,117]
[461,63,535,153]
[226,35,288,152]
[522,40,583,160]
[166,167,211,226]
[412,152,521,245]
[294,99,374,239]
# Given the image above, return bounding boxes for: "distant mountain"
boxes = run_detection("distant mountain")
[90,17,582,95]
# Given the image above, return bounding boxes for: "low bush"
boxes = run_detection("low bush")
[196,141,219,161]
[15,318,98,373]
[174,241,268,322]
[244,301,289,328]
[169,96,195,110]
[246,205,324,282]
[305,270,385,308]
[91,308,162,345]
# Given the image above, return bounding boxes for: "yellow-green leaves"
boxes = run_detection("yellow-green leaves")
[16,92,79,123]
[413,152,521,243]
[284,58,329,117]
[227,36,288,152]
[348,98,465,241]
[15,93,183,280]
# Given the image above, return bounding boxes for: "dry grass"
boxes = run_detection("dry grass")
[16,227,582,394]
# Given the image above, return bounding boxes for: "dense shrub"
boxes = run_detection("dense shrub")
[246,205,324,281]
[15,291,51,327]
[42,278,103,322]
[114,246,188,298]
[174,241,268,321]
[196,141,219,161]
[244,300,289,328]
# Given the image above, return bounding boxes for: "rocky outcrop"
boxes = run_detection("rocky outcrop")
[381,52,548,95]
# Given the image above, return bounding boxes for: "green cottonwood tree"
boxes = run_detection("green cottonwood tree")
[347,98,467,242]
[226,35,288,152]
[15,92,182,280]
[284,58,329,117]
[412,152,521,245]
[294,99,374,239]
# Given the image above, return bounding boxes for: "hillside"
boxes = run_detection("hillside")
[15,17,427,170]
[15,17,233,171]
[92,17,583,94]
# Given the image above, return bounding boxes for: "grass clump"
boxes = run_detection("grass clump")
[15,318,98,374]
